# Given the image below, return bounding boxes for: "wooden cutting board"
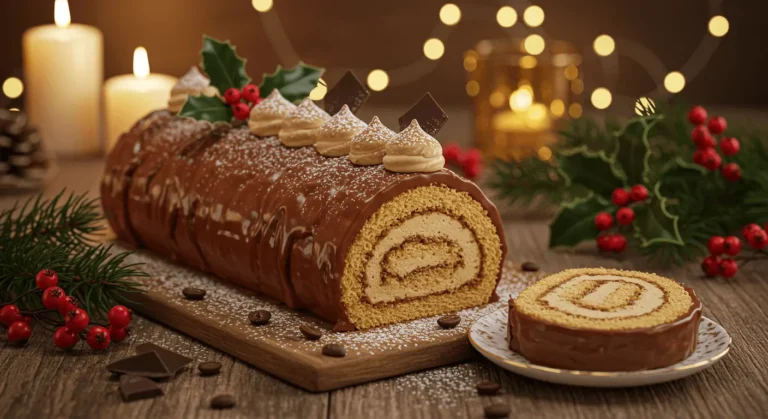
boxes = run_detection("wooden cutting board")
[118,245,535,392]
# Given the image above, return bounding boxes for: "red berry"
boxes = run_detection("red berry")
[687,106,708,125]
[616,207,635,226]
[35,269,59,290]
[86,326,111,350]
[723,236,741,256]
[610,235,628,253]
[707,236,725,256]
[691,126,715,149]
[53,326,79,349]
[594,212,614,231]
[708,116,727,135]
[461,149,482,166]
[700,148,722,171]
[701,256,720,277]
[611,188,630,206]
[747,229,768,250]
[41,287,66,310]
[721,163,741,182]
[692,150,706,165]
[232,102,251,120]
[0,304,22,326]
[241,84,260,103]
[719,137,740,156]
[719,259,738,278]
[743,224,762,239]
[7,321,31,343]
[597,235,612,252]
[22,316,32,324]
[462,160,481,179]
[65,308,89,333]
[58,296,79,316]
[108,305,132,329]
[630,184,649,202]
[223,88,241,105]
[109,325,129,343]
[442,143,462,163]
[254,97,263,105]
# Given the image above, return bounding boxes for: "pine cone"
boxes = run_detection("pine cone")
[0,109,50,189]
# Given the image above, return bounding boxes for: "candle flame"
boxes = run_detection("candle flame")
[54,0,71,28]
[133,47,150,79]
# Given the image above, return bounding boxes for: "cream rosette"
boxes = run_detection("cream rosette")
[248,89,297,136]
[348,116,395,166]
[168,67,219,113]
[315,105,368,157]
[278,98,330,147]
[383,120,444,173]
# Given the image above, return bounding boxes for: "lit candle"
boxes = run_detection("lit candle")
[103,47,176,152]
[22,0,103,156]
[492,101,553,161]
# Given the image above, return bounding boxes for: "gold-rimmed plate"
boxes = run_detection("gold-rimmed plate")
[469,308,731,387]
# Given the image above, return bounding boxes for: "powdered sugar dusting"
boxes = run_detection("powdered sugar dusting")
[286,98,330,121]
[387,120,442,158]
[250,89,296,119]
[320,105,368,136]
[351,116,395,150]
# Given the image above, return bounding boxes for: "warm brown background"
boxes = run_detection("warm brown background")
[1,0,767,108]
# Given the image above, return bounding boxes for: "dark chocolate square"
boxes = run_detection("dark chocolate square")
[324,71,370,116]
[398,93,448,136]
[106,351,173,379]
[119,375,164,402]
[136,343,193,375]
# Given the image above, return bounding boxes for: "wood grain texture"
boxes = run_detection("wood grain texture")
[1,159,767,418]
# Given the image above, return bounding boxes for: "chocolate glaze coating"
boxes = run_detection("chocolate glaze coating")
[506,287,702,371]
[101,111,508,330]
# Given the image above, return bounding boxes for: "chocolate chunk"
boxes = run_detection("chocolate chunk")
[119,375,164,402]
[521,261,540,272]
[398,93,448,136]
[135,343,193,375]
[182,287,206,300]
[300,324,323,340]
[322,343,346,357]
[198,361,222,376]
[476,381,501,395]
[248,310,271,326]
[484,402,510,418]
[437,314,461,329]
[106,351,172,378]
[324,71,370,116]
[210,394,236,409]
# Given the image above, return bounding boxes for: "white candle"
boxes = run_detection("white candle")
[103,47,176,152]
[22,0,103,156]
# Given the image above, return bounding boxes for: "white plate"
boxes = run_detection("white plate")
[469,308,731,387]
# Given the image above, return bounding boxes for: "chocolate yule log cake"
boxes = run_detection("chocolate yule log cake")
[507,268,702,371]
[101,68,507,331]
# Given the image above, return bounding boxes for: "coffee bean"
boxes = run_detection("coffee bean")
[210,394,236,409]
[437,314,461,329]
[484,402,510,418]
[248,310,271,326]
[521,261,540,272]
[198,361,222,376]
[182,287,206,300]
[476,381,501,395]
[322,343,346,357]
[300,324,323,341]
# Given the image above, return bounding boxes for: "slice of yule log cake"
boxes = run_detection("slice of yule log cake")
[101,72,507,331]
[507,268,702,371]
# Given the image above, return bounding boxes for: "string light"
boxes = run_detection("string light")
[367,69,389,91]
[664,71,686,93]
[519,56,537,69]
[593,34,615,56]
[564,65,578,81]
[635,97,656,115]
[463,54,477,71]
[568,103,583,118]
[2,77,24,99]
[590,87,612,109]
[309,78,327,100]
[523,34,545,55]
[466,80,480,97]
[496,6,518,28]
[523,5,545,27]
[538,146,553,161]
[550,99,565,117]
[708,16,729,37]
[423,38,445,60]
[252,0,273,12]
[509,88,533,112]
[439,3,461,26]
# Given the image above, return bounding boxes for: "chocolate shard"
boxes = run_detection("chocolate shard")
[324,71,370,116]
[398,93,448,137]
[106,351,173,378]
[136,343,193,375]
[119,375,164,402]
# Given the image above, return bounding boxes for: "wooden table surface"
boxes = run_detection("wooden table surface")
[1,158,767,419]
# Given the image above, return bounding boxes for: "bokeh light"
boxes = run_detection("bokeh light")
[568,103,583,118]
[367,69,389,92]
[590,88,612,109]
[564,65,578,81]
[538,146,553,161]
[439,4,461,26]
[664,71,686,93]
[550,99,565,117]
[2,77,24,99]
[252,0,273,12]
[708,16,729,37]
[466,81,480,97]
[496,6,518,28]
[509,89,533,112]
[524,34,545,55]
[635,97,656,115]
[519,56,537,69]
[489,90,506,108]
[593,35,615,56]
[523,6,545,27]
[423,38,445,60]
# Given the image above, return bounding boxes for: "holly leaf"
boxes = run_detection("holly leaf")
[557,145,626,198]
[201,35,251,93]
[178,94,232,123]
[549,193,612,248]
[614,115,663,185]
[633,182,684,247]
[259,63,324,103]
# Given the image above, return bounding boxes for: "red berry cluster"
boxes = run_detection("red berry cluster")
[687,106,741,181]
[701,224,768,278]
[442,143,483,180]
[0,269,132,349]
[224,84,262,121]
[594,185,650,253]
